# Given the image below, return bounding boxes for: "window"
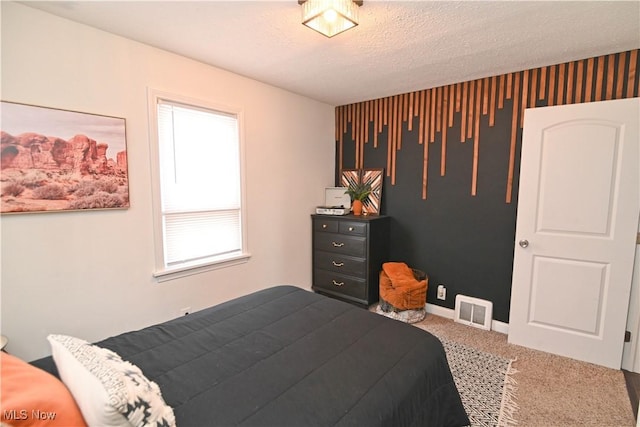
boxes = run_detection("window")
[148,90,249,280]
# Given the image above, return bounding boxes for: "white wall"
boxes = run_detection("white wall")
[0,2,335,361]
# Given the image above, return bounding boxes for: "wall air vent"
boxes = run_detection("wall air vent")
[454,295,493,331]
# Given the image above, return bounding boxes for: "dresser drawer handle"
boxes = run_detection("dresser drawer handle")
[332,261,344,267]
[348,226,354,231]
[331,242,345,247]
[322,224,328,229]
[332,280,344,287]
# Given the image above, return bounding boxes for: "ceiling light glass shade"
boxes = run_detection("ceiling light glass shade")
[301,0,359,38]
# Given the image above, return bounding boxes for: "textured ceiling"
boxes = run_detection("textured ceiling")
[20,1,640,106]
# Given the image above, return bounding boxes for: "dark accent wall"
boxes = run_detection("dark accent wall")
[335,49,639,322]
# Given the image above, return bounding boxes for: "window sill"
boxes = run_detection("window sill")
[153,252,251,283]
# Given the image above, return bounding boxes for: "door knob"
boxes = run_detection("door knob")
[519,239,529,248]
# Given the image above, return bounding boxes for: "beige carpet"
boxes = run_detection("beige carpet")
[415,314,635,427]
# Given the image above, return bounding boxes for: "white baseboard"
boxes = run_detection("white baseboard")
[425,302,509,335]
[425,302,457,319]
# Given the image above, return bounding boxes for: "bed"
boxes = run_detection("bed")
[29,285,469,427]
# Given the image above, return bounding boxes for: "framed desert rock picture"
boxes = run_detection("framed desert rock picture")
[1,101,129,214]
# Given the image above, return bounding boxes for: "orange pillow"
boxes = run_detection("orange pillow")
[1,352,87,427]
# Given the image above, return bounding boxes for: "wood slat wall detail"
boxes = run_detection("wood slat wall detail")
[335,49,639,203]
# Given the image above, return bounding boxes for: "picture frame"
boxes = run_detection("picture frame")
[1,101,129,214]
[340,169,360,190]
[340,168,384,215]
[361,168,383,214]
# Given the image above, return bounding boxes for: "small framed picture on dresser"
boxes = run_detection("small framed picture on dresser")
[340,168,383,215]
[361,168,383,214]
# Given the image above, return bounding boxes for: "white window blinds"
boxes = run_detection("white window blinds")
[156,100,242,266]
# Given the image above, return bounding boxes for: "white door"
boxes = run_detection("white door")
[508,98,639,369]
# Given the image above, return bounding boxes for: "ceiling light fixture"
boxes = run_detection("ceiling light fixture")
[299,0,362,38]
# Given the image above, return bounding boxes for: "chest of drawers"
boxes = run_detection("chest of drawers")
[312,214,390,307]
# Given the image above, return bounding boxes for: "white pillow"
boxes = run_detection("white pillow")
[48,334,176,427]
